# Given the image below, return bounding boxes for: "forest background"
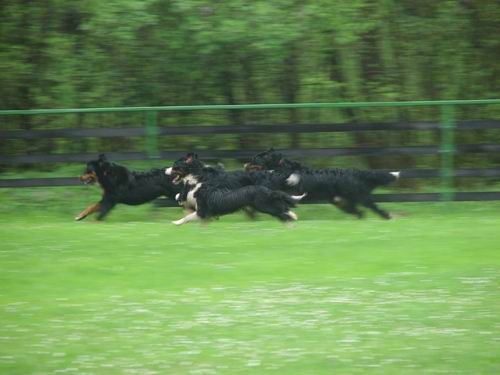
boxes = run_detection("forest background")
[1,0,499,176]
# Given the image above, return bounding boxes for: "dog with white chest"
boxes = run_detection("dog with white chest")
[166,153,305,225]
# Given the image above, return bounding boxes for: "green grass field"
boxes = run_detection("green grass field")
[0,191,499,374]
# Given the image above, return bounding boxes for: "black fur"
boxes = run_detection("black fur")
[167,153,227,185]
[246,149,399,219]
[76,154,179,221]
[172,181,300,225]
[167,153,287,191]
[168,153,303,224]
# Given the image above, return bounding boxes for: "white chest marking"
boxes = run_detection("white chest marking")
[183,174,199,185]
[186,183,202,209]
[286,173,301,186]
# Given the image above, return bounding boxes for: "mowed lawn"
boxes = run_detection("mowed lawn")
[0,201,499,374]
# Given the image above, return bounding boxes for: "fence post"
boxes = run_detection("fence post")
[145,111,159,159]
[440,105,455,201]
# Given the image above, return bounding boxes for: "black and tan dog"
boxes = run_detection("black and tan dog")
[246,149,400,219]
[76,154,179,221]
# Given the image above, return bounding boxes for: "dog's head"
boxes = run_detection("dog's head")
[245,148,284,171]
[80,154,109,184]
[165,153,204,184]
[277,158,303,173]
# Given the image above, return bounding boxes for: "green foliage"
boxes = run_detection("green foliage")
[2,0,499,109]
[1,0,500,172]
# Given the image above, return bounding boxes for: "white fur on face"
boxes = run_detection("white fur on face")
[286,173,301,186]
[390,171,401,179]
[165,167,173,175]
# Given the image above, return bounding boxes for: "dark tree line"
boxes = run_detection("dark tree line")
[1,0,499,171]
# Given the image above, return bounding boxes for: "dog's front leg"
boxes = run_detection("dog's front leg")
[95,201,116,221]
[172,211,200,226]
[75,202,101,221]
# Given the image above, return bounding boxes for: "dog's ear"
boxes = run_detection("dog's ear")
[268,152,279,162]
[185,153,198,163]
[288,160,302,170]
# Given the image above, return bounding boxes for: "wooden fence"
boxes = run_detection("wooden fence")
[1,100,500,202]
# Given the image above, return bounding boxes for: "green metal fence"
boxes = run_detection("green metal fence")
[2,99,500,201]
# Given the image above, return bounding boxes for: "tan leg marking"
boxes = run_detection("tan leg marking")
[75,202,101,221]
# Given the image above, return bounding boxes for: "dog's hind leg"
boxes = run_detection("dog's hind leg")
[172,211,200,226]
[268,210,297,222]
[256,202,298,222]
[243,207,257,220]
[332,197,364,219]
[75,202,101,221]
[250,196,295,222]
[362,198,391,219]
[250,202,290,222]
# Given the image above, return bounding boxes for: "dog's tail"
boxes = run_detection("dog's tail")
[360,170,401,189]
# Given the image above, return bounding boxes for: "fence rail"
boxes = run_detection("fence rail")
[2,99,500,116]
[2,120,500,140]
[3,144,500,165]
[1,100,500,202]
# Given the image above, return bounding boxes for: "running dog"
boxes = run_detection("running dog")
[172,178,304,225]
[166,153,304,224]
[166,153,290,211]
[246,149,400,219]
[76,154,179,220]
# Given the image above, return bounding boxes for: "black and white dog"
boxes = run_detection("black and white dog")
[166,153,305,225]
[246,149,400,219]
[172,179,304,225]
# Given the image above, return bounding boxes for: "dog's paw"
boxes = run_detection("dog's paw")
[75,216,84,221]
[286,210,298,221]
[172,219,184,226]
[333,196,343,203]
